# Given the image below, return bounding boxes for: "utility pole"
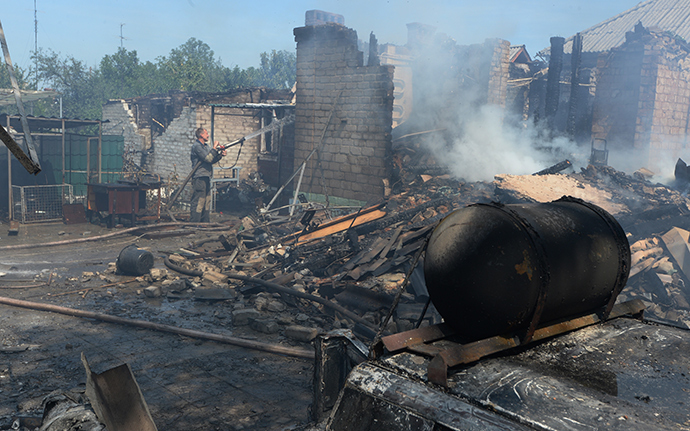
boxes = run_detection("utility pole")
[120,23,125,48]
[34,0,38,89]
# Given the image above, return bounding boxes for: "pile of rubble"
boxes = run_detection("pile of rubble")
[117,162,690,346]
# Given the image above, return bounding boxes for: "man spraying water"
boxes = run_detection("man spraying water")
[189,127,227,222]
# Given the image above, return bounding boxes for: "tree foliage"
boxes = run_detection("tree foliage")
[0,38,297,122]
[256,50,297,89]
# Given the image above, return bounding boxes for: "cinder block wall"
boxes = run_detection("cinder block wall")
[195,105,261,181]
[592,27,690,171]
[102,100,146,166]
[487,39,511,107]
[145,106,197,183]
[294,23,394,203]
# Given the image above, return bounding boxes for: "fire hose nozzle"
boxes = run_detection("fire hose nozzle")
[220,137,245,151]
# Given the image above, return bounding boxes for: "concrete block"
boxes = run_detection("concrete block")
[144,285,162,298]
[232,308,261,326]
[267,300,286,312]
[250,318,280,334]
[284,325,320,343]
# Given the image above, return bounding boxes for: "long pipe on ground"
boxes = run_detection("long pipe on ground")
[0,222,226,251]
[163,257,376,330]
[0,295,314,360]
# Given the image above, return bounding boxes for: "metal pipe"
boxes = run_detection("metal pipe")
[0,295,314,359]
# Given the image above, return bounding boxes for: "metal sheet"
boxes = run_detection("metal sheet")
[82,353,158,431]
[379,314,690,430]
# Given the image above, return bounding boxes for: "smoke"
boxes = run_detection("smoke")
[401,31,587,182]
[425,104,581,182]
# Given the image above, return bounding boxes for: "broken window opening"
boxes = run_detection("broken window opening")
[260,108,288,155]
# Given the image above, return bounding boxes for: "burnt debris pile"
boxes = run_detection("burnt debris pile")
[133,161,690,342]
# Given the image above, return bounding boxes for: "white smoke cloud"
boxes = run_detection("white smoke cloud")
[424,104,584,182]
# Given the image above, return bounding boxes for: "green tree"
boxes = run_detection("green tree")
[156,38,225,91]
[100,47,145,98]
[255,50,296,89]
[0,62,28,89]
[0,63,32,115]
[32,48,103,120]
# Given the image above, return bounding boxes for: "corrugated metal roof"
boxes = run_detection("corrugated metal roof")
[0,113,102,132]
[540,0,690,56]
[0,88,60,106]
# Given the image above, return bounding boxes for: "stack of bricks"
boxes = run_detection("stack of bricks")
[294,23,395,203]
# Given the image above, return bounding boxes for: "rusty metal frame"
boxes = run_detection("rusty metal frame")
[380,299,645,387]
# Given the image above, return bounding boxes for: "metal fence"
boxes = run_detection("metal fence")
[12,184,76,223]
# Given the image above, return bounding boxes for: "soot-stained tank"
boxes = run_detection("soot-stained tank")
[424,196,630,341]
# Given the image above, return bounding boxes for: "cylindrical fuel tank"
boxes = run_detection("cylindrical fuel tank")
[424,196,630,342]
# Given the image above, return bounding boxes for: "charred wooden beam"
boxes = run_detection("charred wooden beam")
[567,33,583,137]
[545,36,564,127]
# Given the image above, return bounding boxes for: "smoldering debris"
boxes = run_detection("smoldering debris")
[140,158,690,340]
[3,143,690,430]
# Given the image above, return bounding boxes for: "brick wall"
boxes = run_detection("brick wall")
[196,105,261,181]
[145,106,197,183]
[592,26,690,171]
[294,24,394,203]
[646,50,690,170]
[102,100,146,166]
[487,39,511,107]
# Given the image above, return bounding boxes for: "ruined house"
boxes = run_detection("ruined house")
[592,24,690,172]
[102,89,295,196]
[532,0,690,173]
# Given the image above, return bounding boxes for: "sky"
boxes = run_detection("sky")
[1,0,644,74]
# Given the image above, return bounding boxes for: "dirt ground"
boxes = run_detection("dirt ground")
[0,214,315,430]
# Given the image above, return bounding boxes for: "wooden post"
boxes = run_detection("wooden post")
[567,33,583,138]
[545,37,565,130]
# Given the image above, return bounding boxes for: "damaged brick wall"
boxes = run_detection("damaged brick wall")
[294,23,395,203]
[143,106,197,183]
[102,100,146,165]
[487,39,511,108]
[102,89,294,197]
[592,25,690,171]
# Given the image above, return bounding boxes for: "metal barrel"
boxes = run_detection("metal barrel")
[424,196,630,342]
[116,245,154,276]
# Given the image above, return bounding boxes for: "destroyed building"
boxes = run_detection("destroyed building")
[102,88,295,192]
[524,0,690,173]
[5,4,690,431]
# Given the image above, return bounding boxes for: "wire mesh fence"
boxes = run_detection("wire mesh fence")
[12,184,77,223]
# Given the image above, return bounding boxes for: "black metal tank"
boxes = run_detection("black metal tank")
[424,196,630,342]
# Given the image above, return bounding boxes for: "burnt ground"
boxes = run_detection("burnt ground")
[0,215,314,431]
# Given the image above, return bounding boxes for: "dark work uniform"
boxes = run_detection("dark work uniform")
[190,138,221,222]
